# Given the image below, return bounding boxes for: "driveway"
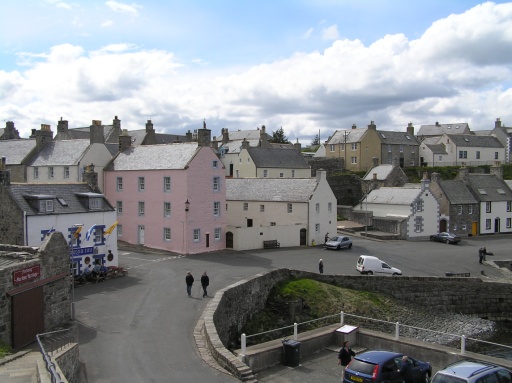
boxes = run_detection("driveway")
[75,235,512,382]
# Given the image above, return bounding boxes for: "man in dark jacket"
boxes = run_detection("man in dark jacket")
[201,271,210,298]
[399,355,414,383]
[185,271,194,297]
[337,341,355,381]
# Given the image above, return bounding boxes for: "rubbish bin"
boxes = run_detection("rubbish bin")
[282,339,301,367]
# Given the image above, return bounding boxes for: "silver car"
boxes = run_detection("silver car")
[431,360,512,383]
[324,235,352,250]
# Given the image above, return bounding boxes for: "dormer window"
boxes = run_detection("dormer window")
[89,198,102,210]
[40,200,54,212]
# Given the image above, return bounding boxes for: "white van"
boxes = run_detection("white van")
[356,255,402,276]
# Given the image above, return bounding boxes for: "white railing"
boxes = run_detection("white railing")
[239,311,512,360]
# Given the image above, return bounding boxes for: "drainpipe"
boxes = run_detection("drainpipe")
[24,210,28,246]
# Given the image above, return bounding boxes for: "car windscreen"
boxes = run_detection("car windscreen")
[348,359,377,375]
[432,373,467,383]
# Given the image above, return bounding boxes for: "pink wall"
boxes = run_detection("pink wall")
[104,146,226,254]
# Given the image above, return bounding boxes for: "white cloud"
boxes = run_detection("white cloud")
[303,28,314,39]
[105,1,142,16]
[321,24,339,40]
[102,20,114,27]
[1,2,512,143]
[45,0,73,10]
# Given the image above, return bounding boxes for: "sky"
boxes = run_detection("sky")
[1,1,512,145]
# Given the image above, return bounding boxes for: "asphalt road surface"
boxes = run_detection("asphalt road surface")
[74,234,512,382]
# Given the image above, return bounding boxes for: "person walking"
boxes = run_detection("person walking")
[325,232,330,244]
[337,340,355,381]
[185,271,194,297]
[319,259,324,274]
[399,355,414,383]
[479,248,484,264]
[201,271,210,298]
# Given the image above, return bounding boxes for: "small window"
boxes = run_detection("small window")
[330,144,335,152]
[164,177,171,192]
[486,219,491,230]
[89,198,102,210]
[34,167,39,179]
[213,201,220,216]
[263,169,268,178]
[388,145,392,153]
[457,205,462,215]
[458,151,467,159]
[139,201,145,216]
[117,201,123,214]
[461,224,467,231]
[315,223,320,232]
[399,145,403,153]
[270,222,276,226]
[117,177,123,191]
[138,177,145,191]
[212,160,218,168]
[287,203,292,213]
[507,201,511,212]
[214,227,221,240]
[328,202,332,213]
[495,151,499,159]
[164,228,171,241]
[351,143,357,150]
[507,218,512,229]
[316,203,320,213]
[213,177,220,192]
[48,167,54,179]
[93,228,103,244]
[291,170,295,178]
[416,199,424,212]
[351,157,357,164]
[117,224,123,237]
[164,202,171,217]
[243,203,248,211]
[486,201,491,213]
[260,204,265,212]
[64,166,70,179]
[468,205,473,215]
[193,229,200,242]
[476,151,480,160]
[279,172,284,178]
[40,200,54,212]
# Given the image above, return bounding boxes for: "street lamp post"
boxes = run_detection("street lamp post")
[184,200,190,255]
[69,224,83,320]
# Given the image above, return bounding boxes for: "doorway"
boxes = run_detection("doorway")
[300,228,307,246]
[138,225,145,245]
[12,287,44,349]
[439,219,447,232]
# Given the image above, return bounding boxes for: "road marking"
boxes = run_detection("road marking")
[122,254,185,270]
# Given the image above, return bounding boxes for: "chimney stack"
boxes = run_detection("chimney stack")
[241,138,250,150]
[495,118,502,129]
[197,120,211,147]
[0,156,10,186]
[90,121,105,144]
[352,124,357,129]
[406,122,414,136]
[368,121,377,130]
[119,129,132,152]
[222,128,229,144]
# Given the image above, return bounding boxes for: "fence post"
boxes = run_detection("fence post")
[294,323,298,340]
[395,322,399,340]
[461,335,466,355]
[341,311,344,325]
[241,333,246,359]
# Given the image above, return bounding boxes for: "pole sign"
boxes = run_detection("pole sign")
[13,265,41,285]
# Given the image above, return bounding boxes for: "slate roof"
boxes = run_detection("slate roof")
[465,175,512,202]
[366,187,422,205]
[327,129,367,145]
[65,124,118,142]
[0,139,37,164]
[28,140,91,166]
[438,180,478,204]
[473,130,492,136]
[220,139,260,154]
[363,164,393,180]
[426,144,447,155]
[377,130,419,145]
[246,147,310,169]
[445,134,503,148]
[7,183,114,216]
[417,123,469,136]
[213,129,269,142]
[109,143,200,170]
[226,178,317,202]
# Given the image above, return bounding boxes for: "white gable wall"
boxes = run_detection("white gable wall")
[406,188,439,239]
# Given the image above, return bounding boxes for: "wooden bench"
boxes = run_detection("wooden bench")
[107,266,128,278]
[263,240,280,249]
[445,272,470,277]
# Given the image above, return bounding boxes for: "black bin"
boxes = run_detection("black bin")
[282,339,301,367]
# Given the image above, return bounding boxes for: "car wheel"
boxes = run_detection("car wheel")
[366,271,373,275]
[430,236,434,241]
[348,243,352,249]
[445,239,449,244]
[337,245,341,250]
[421,373,430,383]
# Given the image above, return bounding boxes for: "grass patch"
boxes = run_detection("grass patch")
[0,341,11,359]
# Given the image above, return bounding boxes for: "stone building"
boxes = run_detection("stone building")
[0,232,71,349]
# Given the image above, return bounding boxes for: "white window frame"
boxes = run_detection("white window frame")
[193,229,200,242]
[64,166,70,179]
[287,203,292,213]
[243,203,248,211]
[486,219,491,230]
[89,198,102,210]
[457,205,462,215]
[507,201,511,212]
[117,201,123,215]
[214,227,221,240]
[139,201,145,216]
[138,177,145,191]
[486,201,491,213]
[507,218,512,229]
[34,167,39,179]
[213,201,220,217]
[117,177,123,191]
[213,177,220,192]
[164,227,171,241]
[93,228,103,244]
[468,205,473,215]
[263,169,268,178]
[330,144,335,152]
[279,172,284,178]
[328,202,332,213]
[351,157,357,164]
[212,160,218,168]
[260,204,265,212]
[48,166,54,179]
[117,224,123,237]
[315,223,320,232]
[316,203,320,213]
[164,202,171,217]
[164,176,171,192]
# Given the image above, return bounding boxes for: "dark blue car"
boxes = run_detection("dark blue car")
[344,350,432,383]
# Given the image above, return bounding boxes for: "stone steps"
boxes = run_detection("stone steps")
[0,350,51,383]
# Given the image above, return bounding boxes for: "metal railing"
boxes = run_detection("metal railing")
[36,328,76,383]
[239,311,512,359]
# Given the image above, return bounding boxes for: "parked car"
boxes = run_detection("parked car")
[431,360,512,383]
[344,350,431,383]
[356,255,402,276]
[429,232,461,244]
[324,235,353,250]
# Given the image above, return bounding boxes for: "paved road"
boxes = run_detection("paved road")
[74,234,512,382]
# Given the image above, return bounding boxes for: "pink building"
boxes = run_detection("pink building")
[104,143,226,254]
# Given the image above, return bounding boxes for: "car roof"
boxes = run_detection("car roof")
[359,255,379,260]
[354,350,402,364]
[439,361,499,378]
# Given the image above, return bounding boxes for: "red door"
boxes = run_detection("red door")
[12,287,44,349]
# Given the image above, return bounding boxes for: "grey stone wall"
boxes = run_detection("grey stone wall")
[0,232,71,346]
[0,187,24,245]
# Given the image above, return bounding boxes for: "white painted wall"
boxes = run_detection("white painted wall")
[479,201,512,234]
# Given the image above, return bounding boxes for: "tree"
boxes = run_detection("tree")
[311,134,320,146]
[271,127,290,144]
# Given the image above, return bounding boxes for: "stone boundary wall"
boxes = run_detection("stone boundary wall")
[201,269,512,381]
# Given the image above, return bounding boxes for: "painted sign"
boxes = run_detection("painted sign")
[72,246,94,256]
[13,265,41,285]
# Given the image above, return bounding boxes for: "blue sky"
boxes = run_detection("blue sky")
[1,1,512,144]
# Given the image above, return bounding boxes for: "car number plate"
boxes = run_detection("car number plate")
[350,375,363,382]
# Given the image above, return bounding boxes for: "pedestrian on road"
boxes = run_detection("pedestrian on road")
[319,259,324,274]
[201,271,210,298]
[337,340,355,381]
[186,271,194,297]
[398,355,414,383]
[325,232,330,244]
[479,248,484,264]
